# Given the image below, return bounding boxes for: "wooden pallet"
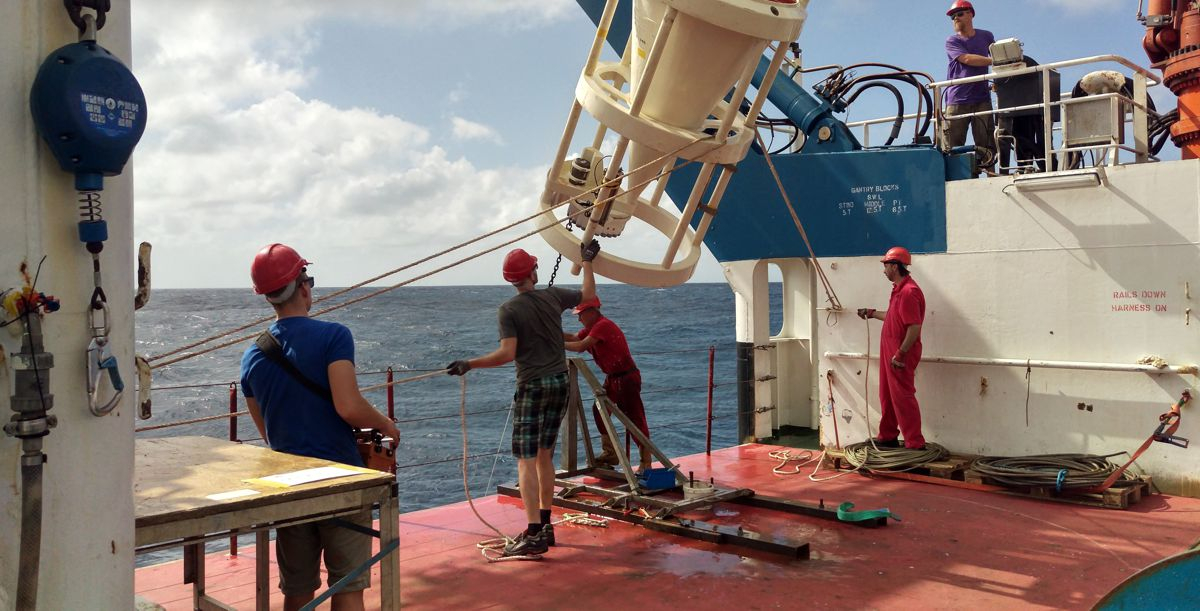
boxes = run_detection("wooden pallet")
[963,471,1153,510]
[821,448,1152,509]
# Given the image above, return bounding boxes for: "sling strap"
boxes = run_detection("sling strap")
[255,330,334,404]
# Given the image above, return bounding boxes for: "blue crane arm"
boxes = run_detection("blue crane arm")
[573,0,859,153]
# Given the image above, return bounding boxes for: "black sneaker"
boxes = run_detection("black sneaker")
[503,529,549,556]
[542,523,555,547]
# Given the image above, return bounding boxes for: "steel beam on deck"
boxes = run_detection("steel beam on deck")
[496,484,810,559]
[584,468,889,528]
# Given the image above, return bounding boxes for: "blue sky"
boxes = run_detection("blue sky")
[130,0,1166,288]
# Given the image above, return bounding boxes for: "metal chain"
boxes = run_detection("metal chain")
[546,219,575,288]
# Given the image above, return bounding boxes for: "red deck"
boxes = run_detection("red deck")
[136,443,1200,610]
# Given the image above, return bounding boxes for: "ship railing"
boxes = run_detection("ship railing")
[825,351,1199,376]
[928,54,1163,174]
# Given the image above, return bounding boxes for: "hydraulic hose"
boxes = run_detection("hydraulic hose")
[17,439,45,610]
[843,73,934,139]
[5,306,56,611]
[844,82,904,145]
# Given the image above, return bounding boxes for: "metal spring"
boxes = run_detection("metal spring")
[78,190,103,222]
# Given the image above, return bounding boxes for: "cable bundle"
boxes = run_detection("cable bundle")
[971,453,1136,490]
[841,441,949,472]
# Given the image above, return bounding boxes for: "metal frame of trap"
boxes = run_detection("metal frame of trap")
[496,358,887,559]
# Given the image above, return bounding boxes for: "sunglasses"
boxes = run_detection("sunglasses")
[949,10,969,19]
[301,276,315,289]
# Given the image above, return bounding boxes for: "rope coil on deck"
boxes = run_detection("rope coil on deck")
[841,441,950,472]
[970,453,1138,489]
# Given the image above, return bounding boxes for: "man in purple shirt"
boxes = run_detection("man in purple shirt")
[941,0,996,165]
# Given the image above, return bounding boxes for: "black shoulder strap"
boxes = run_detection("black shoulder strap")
[255,331,334,404]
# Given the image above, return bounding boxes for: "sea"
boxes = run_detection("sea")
[136,283,786,562]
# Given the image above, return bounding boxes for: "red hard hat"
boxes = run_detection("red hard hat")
[251,243,310,294]
[946,0,974,16]
[881,246,912,265]
[502,249,538,283]
[572,297,601,315]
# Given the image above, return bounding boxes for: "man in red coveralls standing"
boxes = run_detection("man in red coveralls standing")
[564,298,653,471]
[857,246,927,450]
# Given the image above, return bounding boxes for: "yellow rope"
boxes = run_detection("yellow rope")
[754,131,843,313]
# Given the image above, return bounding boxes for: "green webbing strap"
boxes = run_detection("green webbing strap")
[837,501,901,522]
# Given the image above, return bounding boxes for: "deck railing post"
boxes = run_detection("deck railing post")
[228,384,237,443]
[386,367,395,420]
[707,345,715,455]
[228,383,239,557]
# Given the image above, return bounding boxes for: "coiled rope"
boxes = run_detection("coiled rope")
[970,453,1136,490]
[768,449,818,474]
[148,135,714,370]
[841,441,949,472]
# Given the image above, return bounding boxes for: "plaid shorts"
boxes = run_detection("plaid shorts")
[511,373,570,459]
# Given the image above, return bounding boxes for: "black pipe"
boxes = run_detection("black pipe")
[845,82,905,145]
[736,342,755,443]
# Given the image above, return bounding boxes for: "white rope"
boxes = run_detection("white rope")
[767,449,817,475]
[453,375,544,562]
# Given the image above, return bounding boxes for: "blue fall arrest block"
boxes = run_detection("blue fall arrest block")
[29,37,147,194]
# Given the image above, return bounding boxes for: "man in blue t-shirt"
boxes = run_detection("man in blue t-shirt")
[240,243,399,611]
[941,0,996,165]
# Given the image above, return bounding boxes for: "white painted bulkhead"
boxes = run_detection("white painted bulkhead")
[736,158,1200,495]
[0,2,136,608]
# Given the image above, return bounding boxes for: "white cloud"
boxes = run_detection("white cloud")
[446,82,469,105]
[451,117,504,144]
[129,0,574,288]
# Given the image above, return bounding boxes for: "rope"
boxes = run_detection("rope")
[134,410,249,433]
[754,131,843,313]
[360,370,447,393]
[841,441,949,472]
[453,375,538,563]
[808,318,875,482]
[971,453,1135,489]
[767,449,817,474]
[148,135,713,370]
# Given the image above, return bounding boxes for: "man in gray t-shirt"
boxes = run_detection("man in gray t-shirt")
[447,240,598,557]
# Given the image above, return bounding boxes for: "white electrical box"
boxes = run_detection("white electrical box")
[1063,97,1125,147]
[990,38,1024,67]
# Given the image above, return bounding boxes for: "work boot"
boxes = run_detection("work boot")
[638,444,653,473]
[594,436,619,466]
[502,529,549,557]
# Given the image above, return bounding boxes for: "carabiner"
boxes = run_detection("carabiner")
[87,336,123,416]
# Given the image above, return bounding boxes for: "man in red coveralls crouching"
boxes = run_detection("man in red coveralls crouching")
[564,298,653,471]
[857,246,927,450]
